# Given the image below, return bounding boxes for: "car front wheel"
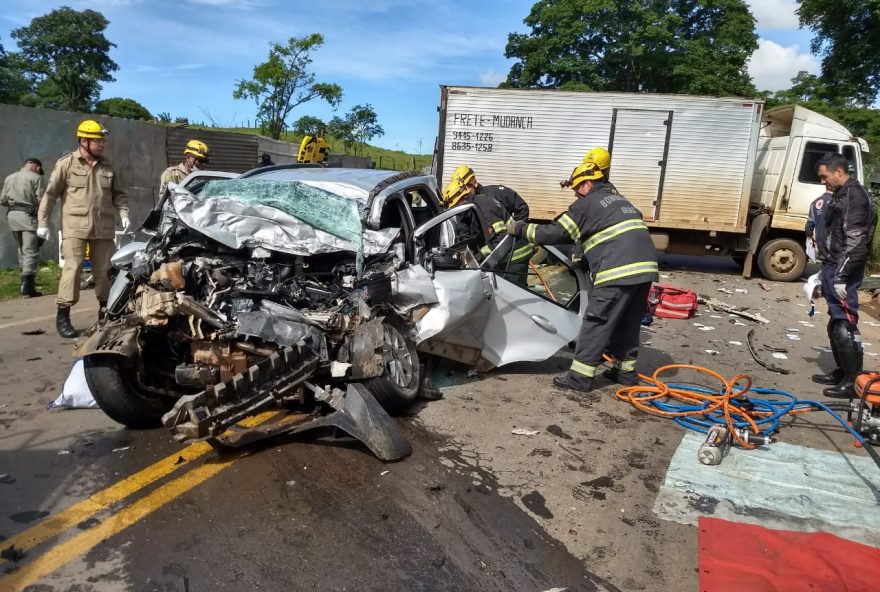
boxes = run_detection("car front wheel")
[365,316,421,410]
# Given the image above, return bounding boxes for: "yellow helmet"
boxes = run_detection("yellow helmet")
[451,164,476,186]
[76,120,109,139]
[442,179,469,208]
[184,139,210,162]
[582,147,611,171]
[568,161,604,188]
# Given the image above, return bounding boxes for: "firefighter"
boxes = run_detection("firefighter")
[508,160,658,393]
[448,165,533,285]
[1,158,44,297]
[812,153,877,398]
[159,139,210,198]
[37,120,129,338]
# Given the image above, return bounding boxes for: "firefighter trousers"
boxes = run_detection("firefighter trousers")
[568,282,652,386]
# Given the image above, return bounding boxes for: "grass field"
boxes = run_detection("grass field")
[0,261,61,301]
[192,126,432,172]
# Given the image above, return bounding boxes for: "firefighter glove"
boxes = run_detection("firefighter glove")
[833,282,847,301]
[507,220,525,236]
[121,217,131,233]
[36,227,50,241]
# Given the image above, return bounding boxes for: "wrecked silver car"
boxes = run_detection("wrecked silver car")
[77,167,587,460]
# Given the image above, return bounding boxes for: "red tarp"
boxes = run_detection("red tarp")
[698,516,880,592]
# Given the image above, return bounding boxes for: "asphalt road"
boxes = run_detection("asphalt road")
[1,255,877,591]
[0,292,616,592]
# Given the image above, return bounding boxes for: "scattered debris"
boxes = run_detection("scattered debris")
[798,321,815,327]
[57,449,71,455]
[717,288,735,295]
[466,368,480,378]
[699,296,769,324]
[175,456,186,465]
[728,341,743,346]
[512,428,540,436]
[0,474,15,485]
[380,470,390,476]
[112,446,131,453]
[546,424,572,440]
[786,334,801,341]
[759,282,772,291]
[735,288,749,294]
[812,345,832,353]
[772,352,789,360]
[286,480,296,486]
[784,327,800,332]
[747,329,791,375]
[20,329,45,336]
[868,352,879,357]
[705,350,720,355]
[25,356,42,361]
[1,544,24,562]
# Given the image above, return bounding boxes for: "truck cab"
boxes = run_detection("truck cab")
[748,105,868,280]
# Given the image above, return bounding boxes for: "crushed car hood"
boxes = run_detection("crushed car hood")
[171,179,398,258]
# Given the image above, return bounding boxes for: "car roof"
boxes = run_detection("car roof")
[242,166,403,195]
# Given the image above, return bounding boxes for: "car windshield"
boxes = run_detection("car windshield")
[199,179,363,249]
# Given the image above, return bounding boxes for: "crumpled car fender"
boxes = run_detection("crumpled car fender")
[74,323,139,359]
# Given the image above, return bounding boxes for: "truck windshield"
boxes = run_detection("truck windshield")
[798,142,838,184]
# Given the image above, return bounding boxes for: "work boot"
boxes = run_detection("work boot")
[603,367,640,386]
[19,274,42,298]
[552,373,594,393]
[56,306,78,339]
[813,321,844,385]
[823,321,862,399]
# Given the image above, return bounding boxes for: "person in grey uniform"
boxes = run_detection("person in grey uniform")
[1,158,45,297]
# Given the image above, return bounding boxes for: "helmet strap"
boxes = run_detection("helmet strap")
[79,139,101,162]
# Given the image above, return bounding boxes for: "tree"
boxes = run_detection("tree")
[797,0,880,107]
[233,33,342,140]
[763,71,829,107]
[504,0,758,96]
[11,7,118,112]
[0,36,34,104]
[95,97,152,120]
[328,104,384,155]
[293,115,326,136]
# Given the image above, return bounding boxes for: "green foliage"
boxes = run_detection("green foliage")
[292,115,326,136]
[233,33,343,140]
[156,111,172,123]
[95,97,152,120]
[327,104,384,156]
[0,36,34,104]
[10,7,118,112]
[504,0,757,96]
[0,261,61,301]
[797,0,880,107]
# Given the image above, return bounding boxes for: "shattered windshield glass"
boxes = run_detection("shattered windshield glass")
[199,179,363,249]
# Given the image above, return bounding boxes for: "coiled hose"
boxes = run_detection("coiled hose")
[611,361,880,472]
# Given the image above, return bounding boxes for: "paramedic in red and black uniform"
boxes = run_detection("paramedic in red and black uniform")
[814,153,877,398]
[508,159,659,393]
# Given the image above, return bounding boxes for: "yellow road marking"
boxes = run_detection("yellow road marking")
[0,412,276,568]
[0,454,241,592]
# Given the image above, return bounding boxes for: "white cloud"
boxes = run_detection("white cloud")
[748,39,819,91]
[480,70,507,87]
[745,0,800,31]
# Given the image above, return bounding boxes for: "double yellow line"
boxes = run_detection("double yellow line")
[0,413,276,591]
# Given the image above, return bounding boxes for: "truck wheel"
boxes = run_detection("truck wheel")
[757,238,806,282]
[365,316,421,411]
[83,355,174,428]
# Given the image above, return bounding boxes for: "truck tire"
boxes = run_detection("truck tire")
[365,316,421,411]
[757,238,807,282]
[83,355,174,428]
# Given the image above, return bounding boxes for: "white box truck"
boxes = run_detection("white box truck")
[434,86,869,281]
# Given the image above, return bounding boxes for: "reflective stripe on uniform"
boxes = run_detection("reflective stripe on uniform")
[491,220,507,233]
[593,261,659,285]
[510,243,534,262]
[556,213,581,243]
[525,223,539,244]
[613,359,637,372]
[570,360,596,377]
[480,245,492,256]
[582,219,648,253]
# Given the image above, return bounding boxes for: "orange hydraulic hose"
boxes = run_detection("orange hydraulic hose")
[603,355,795,450]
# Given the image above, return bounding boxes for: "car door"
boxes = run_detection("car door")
[411,210,586,370]
[478,235,586,368]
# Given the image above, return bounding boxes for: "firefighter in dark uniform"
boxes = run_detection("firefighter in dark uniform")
[812,153,877,398]
[447,165,533,286]
[508,160,659,393]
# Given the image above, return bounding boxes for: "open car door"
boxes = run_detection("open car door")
[412,208,586,370]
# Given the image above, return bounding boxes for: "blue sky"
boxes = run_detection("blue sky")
[1,0,818,154]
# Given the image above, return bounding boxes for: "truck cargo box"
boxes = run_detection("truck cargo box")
[436,86,763,233]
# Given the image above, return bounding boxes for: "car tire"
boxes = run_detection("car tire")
[83,355,174,428]
[756,238,807,282]
[365,316,421,411]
